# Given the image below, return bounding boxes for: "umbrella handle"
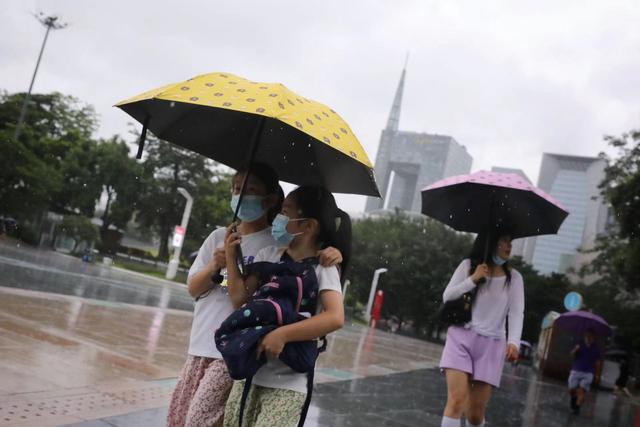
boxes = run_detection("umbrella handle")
[210,223,245,285]
[212,116,266,284]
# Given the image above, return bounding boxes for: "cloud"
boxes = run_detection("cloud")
[2,0,639,212]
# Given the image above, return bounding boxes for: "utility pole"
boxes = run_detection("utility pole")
[14,12,68,142]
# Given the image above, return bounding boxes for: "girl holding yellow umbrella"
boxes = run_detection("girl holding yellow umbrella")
[116,72,378,427]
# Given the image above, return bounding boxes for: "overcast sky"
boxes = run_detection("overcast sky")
[3,1,640,213]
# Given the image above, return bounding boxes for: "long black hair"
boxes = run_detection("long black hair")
[288,186,352,279]
[234,162,284,223]
[468,231,512,286]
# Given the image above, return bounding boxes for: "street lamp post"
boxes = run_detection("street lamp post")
[364,268,387,322]
[342,279,351,301]
[14,13,68,142]
[166,188,193,280]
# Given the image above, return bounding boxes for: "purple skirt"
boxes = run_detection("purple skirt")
[439,326,506,387]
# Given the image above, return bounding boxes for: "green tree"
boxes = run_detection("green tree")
[58,214,100,253]
[581,129,640,351]
[136,135,232,260]
[93,136,143,237]
[182,172,233,257]
[346,212,472,334]
[0,91,100,217]
[508,257,571,343]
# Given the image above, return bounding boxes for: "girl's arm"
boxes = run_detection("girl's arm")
[442,259,478,302]
[224,227,259,309]
[506,272,525,348]
[257,289,344,360]
[187,248,225,298]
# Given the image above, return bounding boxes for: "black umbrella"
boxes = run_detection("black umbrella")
[421,170,569,240]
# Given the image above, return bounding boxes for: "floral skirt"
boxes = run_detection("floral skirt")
[223,380,306,427]
[167,356,233,427]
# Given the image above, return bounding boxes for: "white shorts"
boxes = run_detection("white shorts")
[568,370,594,391]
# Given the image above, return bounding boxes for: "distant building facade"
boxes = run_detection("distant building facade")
[522,154,608,277]
[365,67,472,214]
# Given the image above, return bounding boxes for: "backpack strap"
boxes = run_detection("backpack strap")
[297,369,315,427]
[238,375,253,427]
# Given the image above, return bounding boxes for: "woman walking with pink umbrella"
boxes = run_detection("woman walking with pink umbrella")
[421,170,569,427]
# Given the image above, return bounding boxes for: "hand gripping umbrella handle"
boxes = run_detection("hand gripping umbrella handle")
[210,227,245,285]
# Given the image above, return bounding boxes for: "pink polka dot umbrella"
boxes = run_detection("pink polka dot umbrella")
[420,170,569,239]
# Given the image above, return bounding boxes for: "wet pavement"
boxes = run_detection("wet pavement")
[1,240,639,426]
[0,242,193,312]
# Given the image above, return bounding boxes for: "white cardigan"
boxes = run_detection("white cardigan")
[443,259,524,347]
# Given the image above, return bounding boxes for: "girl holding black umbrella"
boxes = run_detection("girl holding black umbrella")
[439,232,524,427]
[420,170,568,427]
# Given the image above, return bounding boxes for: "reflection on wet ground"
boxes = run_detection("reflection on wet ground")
[309,366,640,426]
[1,240,639,426]
[0,243,193,311]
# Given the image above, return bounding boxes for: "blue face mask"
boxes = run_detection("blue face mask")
[230,195,266,222]
[271,214,306,247]
[492,253,508,266]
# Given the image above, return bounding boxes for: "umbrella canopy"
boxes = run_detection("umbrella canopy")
[554,311,612,338]
[116,72,379,197]
[420,170,569,239]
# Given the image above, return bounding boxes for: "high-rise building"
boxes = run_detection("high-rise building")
[490,166,533,258]
[365,66,473,214]
[522,154,608,276]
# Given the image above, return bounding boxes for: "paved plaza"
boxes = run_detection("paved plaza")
[0,240,638,426]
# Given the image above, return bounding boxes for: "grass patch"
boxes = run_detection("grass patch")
[109,258,188,284]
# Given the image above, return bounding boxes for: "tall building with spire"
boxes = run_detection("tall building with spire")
[365,65,473,213]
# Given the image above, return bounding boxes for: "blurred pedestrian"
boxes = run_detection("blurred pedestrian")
[439,232,525,427]
[568,328,601,415]
[614,357,632,398]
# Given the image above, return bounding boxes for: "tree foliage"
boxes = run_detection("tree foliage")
[508,257,571,343]
[93,136,143,236]
[59,214,100,253]
[0,91,100,216]
[135,134,233,260]
[346,212,472,332]
[581,130,640,351]
[1,90,233,264]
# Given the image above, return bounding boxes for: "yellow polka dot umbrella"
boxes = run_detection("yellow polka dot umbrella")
[115,72,380,197]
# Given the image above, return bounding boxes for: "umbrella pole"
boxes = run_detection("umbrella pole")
[483,192,496,263]
[135,116,150,159]
[212,116,266,283]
